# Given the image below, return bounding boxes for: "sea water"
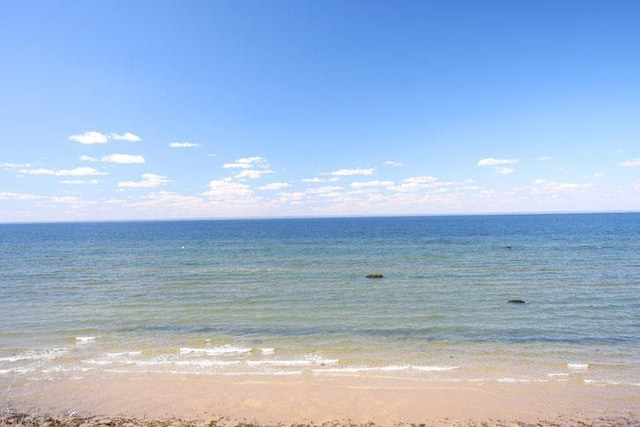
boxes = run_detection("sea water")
[1,214,639,387]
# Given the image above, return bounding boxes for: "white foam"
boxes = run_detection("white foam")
[76,336,96,343]
[497,377,519,383]
[40,365,77,373]
[312,358,339,365]
[179,345,252,356]
[585,379,640,387]
[247,360,312,367]
[304,353,326,361]
[413,365,459,372]
[547,373,570,378]
[83,359,119,366]
[247,357,338,367]
[379,364,411,371]
[0,366,41,375]
[315,365,410,375]
[303,354,339,364]
[0,348,69,363]
[105,351,142,357]
[173,360,241,367]
[138,359,240,367]
[260,348,275,355]
[567,363,590,371]
[221,370,304,376]
[0,355,32,363]
[314,364,459,376]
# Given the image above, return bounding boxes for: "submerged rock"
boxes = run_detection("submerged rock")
[366,273,384,279]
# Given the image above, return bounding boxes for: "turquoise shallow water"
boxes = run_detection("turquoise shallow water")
[1,214,639,385]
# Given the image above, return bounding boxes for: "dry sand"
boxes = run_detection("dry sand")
[2,373,638,426]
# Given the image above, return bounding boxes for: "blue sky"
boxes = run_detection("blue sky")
[1,0,639,222]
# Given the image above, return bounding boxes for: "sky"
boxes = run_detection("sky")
[1,0,639,222]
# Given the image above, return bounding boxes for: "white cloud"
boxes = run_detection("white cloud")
[118,173,169,188]
[169,142,201,148]
[477,158,518,167]
[224,156,269,169]
[351,180,394,188]
[235,169,274,179]
[276,191,306,204]
[204,179,252,197]
[18,168,54,175]
[69,131,109,144]
[302,176,339,183]
[383,161,405,167]
[477,158,518,175]
[0,192,97,216]
[102,154,145,164]
[259,182,291,190]
[60,179,99,185]
[223,162,252,169]
[238,156,267,165]
[329,168,375,176]
[306,186,343,195]
[404,176,440,184]
[81,154,145,163]
[110,132,141,142]
[618,158,640,167]
[0,191,42,200]
[19,166,108,176]
[531,179,593,193]
[1,162,31,168]
[69,131,141,144]
[388,176,450,193]
[110,191,205,214]
[223,156,271,177]
[50,196,93,205]
[538,156,553,161]
[496,167,515,175]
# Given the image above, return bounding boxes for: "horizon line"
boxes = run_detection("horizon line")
[1,209,638,226]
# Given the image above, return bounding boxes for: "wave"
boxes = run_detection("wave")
[179,345,252,356]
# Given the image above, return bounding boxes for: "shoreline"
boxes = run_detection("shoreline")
[2,414,639,427]
[2,373,638,426]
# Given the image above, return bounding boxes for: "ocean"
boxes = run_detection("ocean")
[1,213,639,388]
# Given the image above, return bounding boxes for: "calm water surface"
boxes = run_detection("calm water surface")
[1,214,639,385]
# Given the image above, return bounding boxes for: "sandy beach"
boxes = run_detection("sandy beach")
[2,372,638,426]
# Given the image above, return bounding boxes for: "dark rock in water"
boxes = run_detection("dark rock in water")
[508,299,526,304]
[505,245,513,250]
[366,273,384,279]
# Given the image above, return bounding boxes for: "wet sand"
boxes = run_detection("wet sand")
[2,373,639,426]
